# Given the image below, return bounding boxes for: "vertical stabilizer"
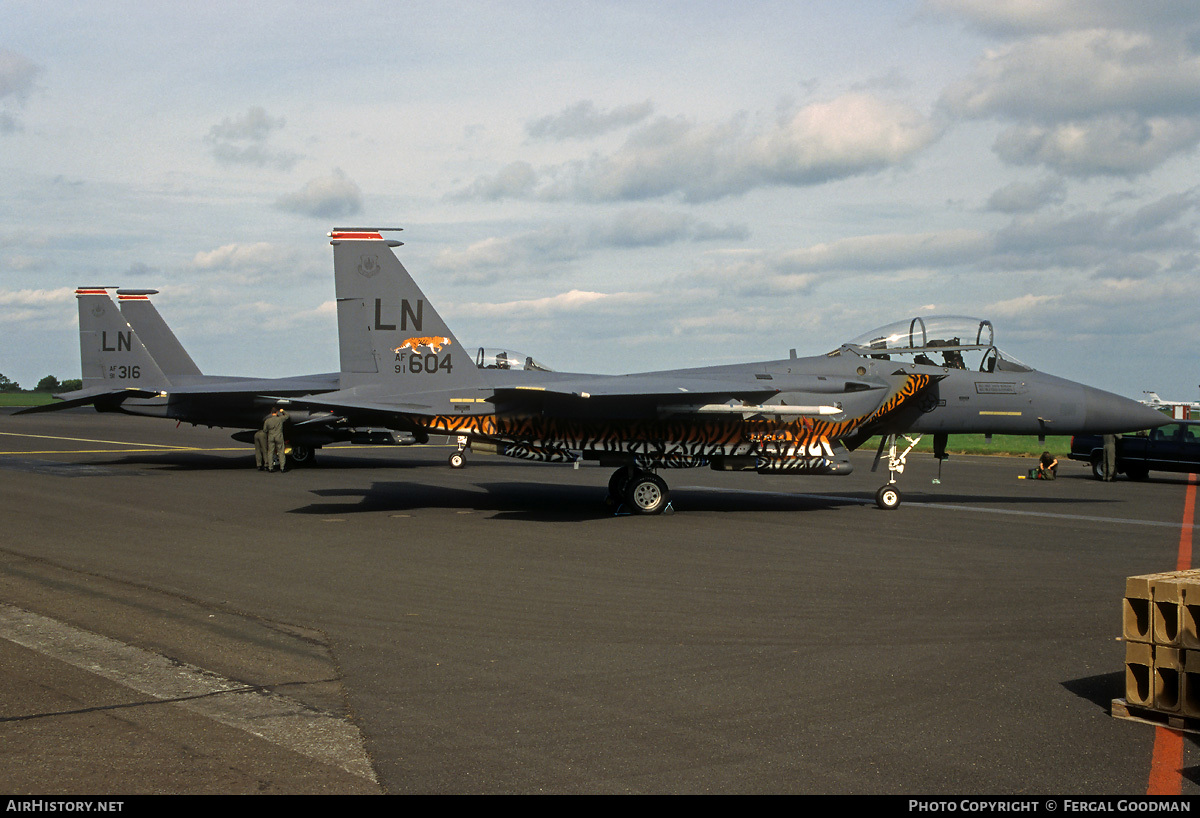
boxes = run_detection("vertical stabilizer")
[117,289,204,380]
[330,229,483,393]
[76,287,170,390]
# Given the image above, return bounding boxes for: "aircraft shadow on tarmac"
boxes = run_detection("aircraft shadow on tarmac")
[288,480,868,521]
[898,490,1115,507]
[83,451,1146,516]
[284,479,1122,521]
[100,451,446,472]
[294,481,618,522]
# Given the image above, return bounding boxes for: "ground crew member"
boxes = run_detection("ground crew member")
[263,406,289,472]
[1103,434,1117,481]
[1036,451,1058,480]
[254,427,268,470]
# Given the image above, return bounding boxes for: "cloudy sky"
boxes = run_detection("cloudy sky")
[3,0,1199,401]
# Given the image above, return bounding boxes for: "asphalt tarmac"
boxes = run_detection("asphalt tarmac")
[1,408,1197,795]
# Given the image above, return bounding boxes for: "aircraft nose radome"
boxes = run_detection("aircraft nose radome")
[1082,386,1170,434]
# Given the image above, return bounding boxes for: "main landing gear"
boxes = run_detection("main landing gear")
[607,466,673,515]
[872,433,922,510]
[287,443,317,467]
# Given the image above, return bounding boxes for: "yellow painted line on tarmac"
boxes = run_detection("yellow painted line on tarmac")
[1,444,455,456]
[0,431,197,450]
[0,436,458,456]
[320,444,453,450]
[0,447,243,455]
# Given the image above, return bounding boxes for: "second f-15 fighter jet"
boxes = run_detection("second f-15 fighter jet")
[20,287,409,463]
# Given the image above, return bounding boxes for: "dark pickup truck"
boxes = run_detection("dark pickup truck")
[1069,419,1200,480]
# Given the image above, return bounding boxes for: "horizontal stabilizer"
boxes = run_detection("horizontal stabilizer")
[139,374,340,398]
[14,387,164,414]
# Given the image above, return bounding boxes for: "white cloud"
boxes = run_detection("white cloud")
[938,18,1200,176]
[0,49,42,134]
[0,287,76,329]
[588,207,749,247]
[983,292,1060,317]
[986,176,1066,212]
[526,99,654,140]
[430,210,749,285]
[274,168,363,219]
[190,242,282,271]
[458,93,943,203]
[436,236,522,271]
[452,161,537,201]
[0,286,75,307]
[205,106,300,169]
[990,193,1198,265]
[432,224,581,284]
[776,229,993,272]
[927,0,1200,36]
[993,115,1200,176]
[942,29,1200,122]
[456,289,643,318]
[0,50,40,102]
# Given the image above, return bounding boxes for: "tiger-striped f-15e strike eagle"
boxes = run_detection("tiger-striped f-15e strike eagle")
[280,228,1167,514]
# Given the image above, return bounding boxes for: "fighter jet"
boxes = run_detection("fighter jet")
[273,228,1167,513]
[18,287,410,463]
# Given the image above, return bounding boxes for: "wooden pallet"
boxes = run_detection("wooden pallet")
[1112,698,1200,733]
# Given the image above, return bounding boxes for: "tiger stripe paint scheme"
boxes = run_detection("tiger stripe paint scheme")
[394,372,932,469]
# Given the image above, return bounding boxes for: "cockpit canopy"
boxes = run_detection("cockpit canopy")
[474,347,553,372]
[842,316,1031,373]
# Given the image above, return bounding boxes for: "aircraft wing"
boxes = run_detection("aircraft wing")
[492,372,882,400]
[136,374,341,396]
[492,372,895,418]
[14,387,165,414]
[270,372,892,424]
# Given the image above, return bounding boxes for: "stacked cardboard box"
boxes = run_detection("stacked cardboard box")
[1123,569,1200,717]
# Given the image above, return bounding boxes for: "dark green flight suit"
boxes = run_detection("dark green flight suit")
[263,410,289,472]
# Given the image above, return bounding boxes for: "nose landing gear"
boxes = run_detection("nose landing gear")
[872,433,923,510]
[449,435,468,469]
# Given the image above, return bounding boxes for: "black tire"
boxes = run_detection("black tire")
[449,451,466,469]
[289,444,316,467]
[624,472,670,515]
[875,484,901,510]
[1090,454,1105,481]
[607,466,633,503]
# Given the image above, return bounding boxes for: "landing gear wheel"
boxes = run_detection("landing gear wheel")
[625,472,670,515]
[449,451,466,469]
[606,466,634,505]
[875,484,901,510]
[289,444,316,467]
